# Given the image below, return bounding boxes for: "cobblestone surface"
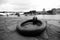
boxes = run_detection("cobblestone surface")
[0,16,60,40]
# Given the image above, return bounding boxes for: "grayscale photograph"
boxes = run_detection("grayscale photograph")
[0,0,60,40]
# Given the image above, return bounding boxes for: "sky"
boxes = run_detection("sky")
[0,0,60,11]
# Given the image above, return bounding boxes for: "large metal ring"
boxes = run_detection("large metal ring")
[16,19,47,37]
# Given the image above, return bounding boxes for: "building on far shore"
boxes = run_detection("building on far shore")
[49,8,60,15]
[47,8,56,15]
[55,8,60,14]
